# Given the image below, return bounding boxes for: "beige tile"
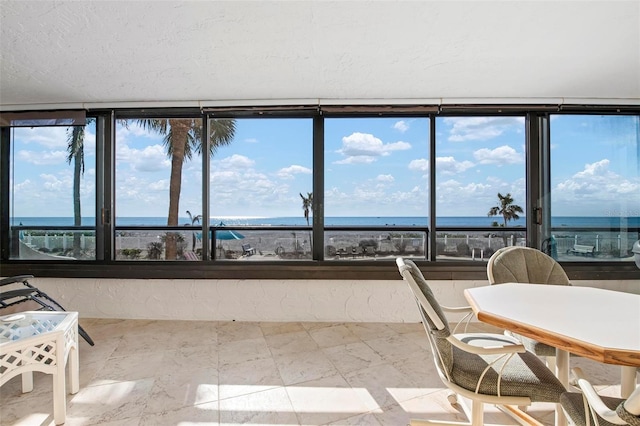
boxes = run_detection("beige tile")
[264,329,319,356]
[344,322,398,341]
[217,321,263,344]
[142,368,218,415]
[308,324,361,348]
[273,349,340,385]
[322,341,385,375]
[260,321,305,336]
[218,336,271,366]
[139,401,219,425]
[345,362,433,409]
[219,356,283,400]
[0,319,569,426]
[363,333,424,362]
[91,351,167,384]
[66,378,154,424]
[218,386,298,425]
[286,373,380,425]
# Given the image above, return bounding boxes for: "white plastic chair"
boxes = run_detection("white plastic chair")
[396,257,566,426]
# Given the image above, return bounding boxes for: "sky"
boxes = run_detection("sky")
[9,114,640,221]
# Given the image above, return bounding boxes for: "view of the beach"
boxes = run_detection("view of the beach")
[6,114,639,264]
[12,215,639,263]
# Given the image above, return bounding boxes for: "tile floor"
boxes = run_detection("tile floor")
[0,318,629,426]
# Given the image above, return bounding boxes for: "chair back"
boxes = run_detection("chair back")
[396,258,454,376]
[618,385,640,424]
[487,246,570,285]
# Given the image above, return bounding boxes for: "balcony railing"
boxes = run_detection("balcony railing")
[9,225,639,263]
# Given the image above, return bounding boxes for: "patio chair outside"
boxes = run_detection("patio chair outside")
[396,257,566,426]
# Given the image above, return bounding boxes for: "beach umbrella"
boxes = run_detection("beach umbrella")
[216,229,245,240]
[215,223,244,257]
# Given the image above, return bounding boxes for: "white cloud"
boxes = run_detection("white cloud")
[245,138,259,143]
[436,156,475,174]
[443,117,524,142]
[334,156,376,165]
[217,154,255,169]
[277,165,312,179]
[41,173,70,192]
[553,159,640,212]
[393,120,409,133]
[335,132,411,164]
[17,149,67,165]
[14,127,68,149]
[376,174,394,183]
[117,143,170,172]
[148,179,169,191]
[409,158,429,172]
[473,145,523,165]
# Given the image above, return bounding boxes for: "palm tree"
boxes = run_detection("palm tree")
[300,192,313,254]
[138,118,236,259]
[186,210,202,251]
[66,122,88,258]
[300,192,313,225]
[488,192,523,247]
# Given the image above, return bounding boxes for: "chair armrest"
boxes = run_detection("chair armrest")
[441,305,473,313]
[572,368,627,425]
[449,334,526,355]
[0,275,34,286]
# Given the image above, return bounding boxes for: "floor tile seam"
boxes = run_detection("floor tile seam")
[262,329,322,359]
[217,383,285,402]
[142,395,222,421]
[319,345,389,377]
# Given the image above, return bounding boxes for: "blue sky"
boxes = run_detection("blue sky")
[9,114,640,220]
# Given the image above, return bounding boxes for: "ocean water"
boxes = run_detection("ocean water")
[10,216,640,228]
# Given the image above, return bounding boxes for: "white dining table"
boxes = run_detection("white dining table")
[464,284,640,426]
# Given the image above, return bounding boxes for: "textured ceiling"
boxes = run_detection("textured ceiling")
[1,0,639,110]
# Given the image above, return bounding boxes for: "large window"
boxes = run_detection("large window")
[209,118,313,260]
[1,107,638,279]
[115,117,203,261]
[549,114,639,262]
[435,116,526,261]
[8,121,96,260]
[324,117,430,260]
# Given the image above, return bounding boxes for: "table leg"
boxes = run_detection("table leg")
[69,344,79,394]
[53,337,67,425]
[21,371,33,393]
[555,348,569,426]
[621,365,637,398]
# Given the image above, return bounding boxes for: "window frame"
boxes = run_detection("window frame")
[1,105,638,281]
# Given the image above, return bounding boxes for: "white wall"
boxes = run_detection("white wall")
[24,278,640,323]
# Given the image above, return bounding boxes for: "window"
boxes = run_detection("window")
[115,117,203,261]
[209,118,313,260]
[435,116,526,260]
[8,121,96,260]
[324,117,430,260]
[2,106,638,280]
[549,114,640,262]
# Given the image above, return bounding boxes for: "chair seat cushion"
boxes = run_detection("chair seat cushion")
[450,333,566,403]
[506,332,557,356]
[617,401,640,426]
[560,391,626,426]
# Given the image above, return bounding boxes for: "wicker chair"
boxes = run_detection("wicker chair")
[396,257,566,426]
